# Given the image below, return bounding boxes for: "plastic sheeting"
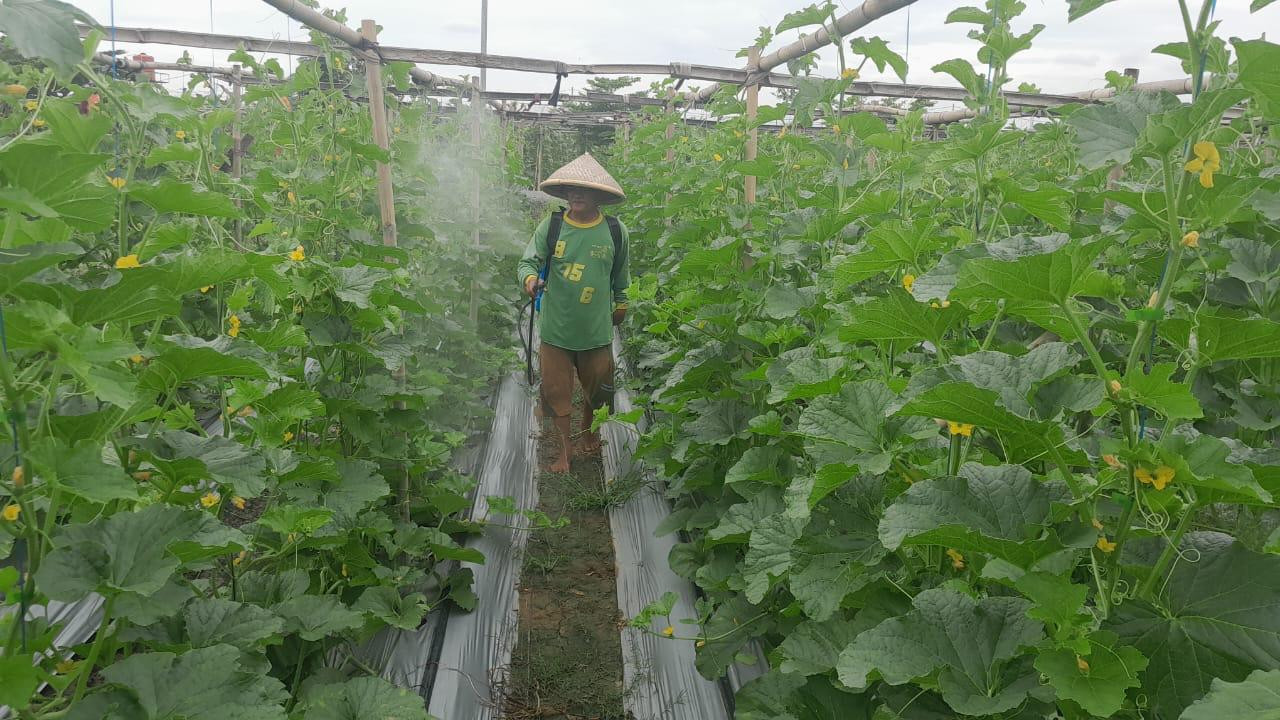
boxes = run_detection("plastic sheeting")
[602,336,732,720]
[0,594,105,719]
[426,371,538,720]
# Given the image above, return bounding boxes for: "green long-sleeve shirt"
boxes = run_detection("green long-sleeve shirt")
[517,212,630,351]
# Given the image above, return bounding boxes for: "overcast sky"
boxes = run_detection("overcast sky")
[66,1,1276,108]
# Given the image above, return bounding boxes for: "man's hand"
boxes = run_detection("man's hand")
[525,275,544,299]
[612,307,626,326]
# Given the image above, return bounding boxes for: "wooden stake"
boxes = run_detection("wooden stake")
[360,20,398,252]
[744,47,760,205]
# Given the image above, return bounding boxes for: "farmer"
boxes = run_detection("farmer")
[519,153,630,473]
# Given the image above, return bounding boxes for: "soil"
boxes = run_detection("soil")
[502,408,630,720]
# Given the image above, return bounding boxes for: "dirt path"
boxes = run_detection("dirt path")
[503,410,630,720]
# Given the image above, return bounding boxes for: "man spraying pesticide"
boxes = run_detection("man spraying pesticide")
[519,153,630,473]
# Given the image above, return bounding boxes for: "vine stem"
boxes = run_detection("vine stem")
[1137,500,1200,600]
[71,596,116,703]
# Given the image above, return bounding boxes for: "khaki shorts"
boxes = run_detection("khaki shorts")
[539,342,614,419]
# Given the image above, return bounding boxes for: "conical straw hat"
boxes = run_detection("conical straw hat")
[538,153,626,204]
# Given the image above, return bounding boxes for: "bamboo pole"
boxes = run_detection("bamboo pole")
[257,0,471,90]
[361,20,398,252]
[744,47,759,206]
[359,18,408,522]
[693,0,917,102]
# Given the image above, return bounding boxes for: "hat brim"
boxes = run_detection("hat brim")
[539,179,625,204]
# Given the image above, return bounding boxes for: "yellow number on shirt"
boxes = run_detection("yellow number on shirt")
[553,240,566,258]
[562,263,585,282]
[580,287,595,303]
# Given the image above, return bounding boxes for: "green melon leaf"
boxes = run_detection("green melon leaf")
[34,504,247,600]
[130,178,241,218]
[1182,669,1280,720]
[299,676,430,720]
[1035,630,1148,717]
[274,595,363,641]
[97,645,288,720]
[1108,533,1280,717]
[183,598,285,651]
[837,587,1045,714]
[878,464,1071,568]
[779,617,861,676]
[1123,362,1203,420]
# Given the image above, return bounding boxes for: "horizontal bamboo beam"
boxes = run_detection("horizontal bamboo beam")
[79,23,470,90]
[692,0,918,102]
[81,24,1214,116]
[93,52,236,77]
[256,0,470,90]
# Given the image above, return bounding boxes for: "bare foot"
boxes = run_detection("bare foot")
[578,431,602,455]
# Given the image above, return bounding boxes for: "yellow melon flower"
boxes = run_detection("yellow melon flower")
[1102,454,1122,469]
[227,314,241,338]
[2,503,19,521]
[200,285,212,293]
[1092,517,1104,530]
[289,245,305,262]
[283,431,295,442]
[1108,380,1123,395]
[841,67,859,80]
[129,354,144,364]
[175,130,186,140]
[1184,140,1220,189]
[901,274,916,292]
[1096,536,1116,553]
[713,153,723,162]
[930,300,951,309]
[114,254,141,269]
[108,176,126,190]
[23,99,36,111]
[200,491,220,508]
[947,421,974,437]
[31,118,44,128]
[1134,466,1153,485]
[661,626,675,637]
[1076,655,1090,673]
[12,466,24,487]
[946,548,965,570]
[231,496,246,510]
[1181,231,1199,248]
